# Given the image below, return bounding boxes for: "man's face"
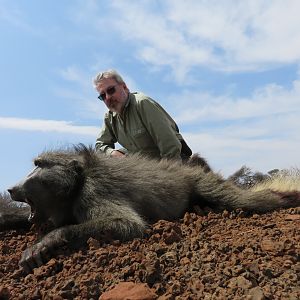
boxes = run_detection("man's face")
[96,78,129,113]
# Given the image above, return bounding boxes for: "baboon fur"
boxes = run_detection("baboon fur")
[186,153,212,173]
[3,145,300,272]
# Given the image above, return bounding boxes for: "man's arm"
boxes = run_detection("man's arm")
[138,98,182,160]
[95,114,118,156]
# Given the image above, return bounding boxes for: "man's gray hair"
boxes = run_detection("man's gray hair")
[93,69,125,87]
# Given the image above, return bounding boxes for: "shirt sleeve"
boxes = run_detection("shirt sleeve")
[138,98,182,160]
[95,113,117,156]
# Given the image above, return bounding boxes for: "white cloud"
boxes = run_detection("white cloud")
[185,130,300,177]
[99,0,300,80]
[0,117,99,136]
[176,78,300,176]
[173,80,300,124]
[58,65,96,88]
[55,66,104,119]
[59,66,89,88]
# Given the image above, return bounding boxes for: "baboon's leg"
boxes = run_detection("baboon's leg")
[19,203,146,273]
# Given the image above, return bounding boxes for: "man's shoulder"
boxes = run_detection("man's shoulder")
[130,92,156,106]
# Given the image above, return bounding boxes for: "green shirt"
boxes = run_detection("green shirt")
[95,92,184,159]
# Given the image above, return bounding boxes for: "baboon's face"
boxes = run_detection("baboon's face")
[8,157,82,226]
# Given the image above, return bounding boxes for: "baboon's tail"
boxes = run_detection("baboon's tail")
[194,171,300,212]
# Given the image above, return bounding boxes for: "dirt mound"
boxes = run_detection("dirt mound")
[0,208,299,299]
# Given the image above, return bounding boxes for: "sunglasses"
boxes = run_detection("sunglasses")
[98,84,118,101]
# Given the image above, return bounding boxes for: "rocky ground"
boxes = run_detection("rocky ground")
[0,207,299,300]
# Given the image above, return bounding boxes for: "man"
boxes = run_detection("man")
[93,69,192,161]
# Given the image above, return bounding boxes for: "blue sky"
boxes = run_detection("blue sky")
[1,0,300,192]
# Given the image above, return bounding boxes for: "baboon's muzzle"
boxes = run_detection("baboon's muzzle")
[7,186,36,223]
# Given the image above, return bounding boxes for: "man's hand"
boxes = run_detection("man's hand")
[111,150,126,158]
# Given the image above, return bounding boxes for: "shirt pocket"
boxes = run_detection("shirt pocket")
[131,127,154,148]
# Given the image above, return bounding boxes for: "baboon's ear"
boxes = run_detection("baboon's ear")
[69,159,84,174]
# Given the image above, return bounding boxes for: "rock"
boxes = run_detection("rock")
[99,282,157,300]
[228,276,253,289]
[247,286,265,300]
[260,239,276,252]
[162,229,182,244]
[1,206,299,299]
[0,286,10,300]
[284,214,300,220]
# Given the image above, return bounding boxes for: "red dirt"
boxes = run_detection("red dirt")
[0,208,299,299]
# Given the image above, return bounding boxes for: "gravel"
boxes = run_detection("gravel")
[0,207,299,299]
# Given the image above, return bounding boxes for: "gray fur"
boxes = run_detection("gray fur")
[186,153,212,173]
[3,145,300,272]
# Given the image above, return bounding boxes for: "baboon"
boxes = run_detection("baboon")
[186,153,212,173]
[3,145,300,273]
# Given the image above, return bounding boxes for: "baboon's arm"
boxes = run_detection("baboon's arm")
[19,208,146,273]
